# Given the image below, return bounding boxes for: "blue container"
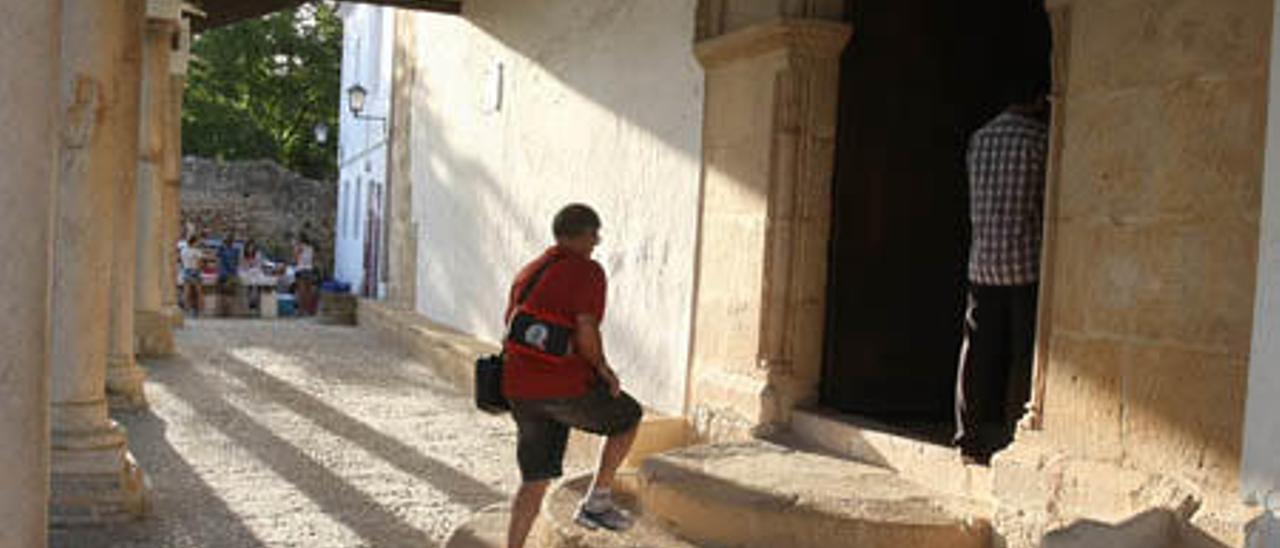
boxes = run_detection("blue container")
[321,280,351,293]
[277,294,298,317]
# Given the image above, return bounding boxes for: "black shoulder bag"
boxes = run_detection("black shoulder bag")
[474,255,561,414]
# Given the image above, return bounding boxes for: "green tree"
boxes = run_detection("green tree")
[183,2,341,180]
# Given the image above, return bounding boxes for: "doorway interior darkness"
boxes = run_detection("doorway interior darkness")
[820,0,1052,443]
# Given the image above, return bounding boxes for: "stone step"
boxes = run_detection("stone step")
[445,503,510,548]
[563,415,689,474]
[789,408,993,502]
[531,473,701,548]
[636,440,993,548]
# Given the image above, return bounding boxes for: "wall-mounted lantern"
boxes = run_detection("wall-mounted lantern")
[346,83,385,122]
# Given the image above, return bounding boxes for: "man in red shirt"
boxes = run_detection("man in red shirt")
[504,204,642,547]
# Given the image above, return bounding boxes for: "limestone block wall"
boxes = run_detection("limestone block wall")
[401,0,704,414]
[181,157,337,272]
[1039,0,1270,527]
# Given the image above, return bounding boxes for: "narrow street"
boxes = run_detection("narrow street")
[52,320,518,548]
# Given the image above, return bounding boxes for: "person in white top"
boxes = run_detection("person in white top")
[293,235,318,315]
[181,235,205,317]
[295,240,314,271]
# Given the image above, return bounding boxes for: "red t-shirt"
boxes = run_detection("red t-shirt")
[502,246,606,400]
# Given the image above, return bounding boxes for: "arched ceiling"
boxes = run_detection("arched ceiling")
[192,0,461,31]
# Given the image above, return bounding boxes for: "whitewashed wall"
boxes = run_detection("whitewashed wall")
[1244,0,1280,534]
[405,0,704,414]
[336,4,393,293]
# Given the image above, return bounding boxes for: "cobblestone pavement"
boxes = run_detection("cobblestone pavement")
[52,319,520,548]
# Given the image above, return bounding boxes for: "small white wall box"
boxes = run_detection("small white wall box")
[483,59,504,113]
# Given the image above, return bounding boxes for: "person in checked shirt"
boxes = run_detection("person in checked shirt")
[954,93,1049,464]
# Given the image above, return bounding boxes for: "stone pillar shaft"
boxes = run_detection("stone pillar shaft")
[51,0,149,524]
[0,1,61,545]
[388,10,418,310]
[106,1,149,410]
[160,71,186,327]
[135,19,176,357]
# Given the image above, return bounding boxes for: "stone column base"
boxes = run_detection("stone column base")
[134,310,174,358]
[105,354,147,411]
[50,421,150,525]
[164,305,184,329]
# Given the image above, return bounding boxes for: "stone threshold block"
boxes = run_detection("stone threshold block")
[531,472,699,548]
[789,408,994,501]
[446,473,700,548]
[638,440,992,548]
[50,419,149,525]
[563,415,690,475]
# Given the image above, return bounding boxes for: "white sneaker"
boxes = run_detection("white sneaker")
[574,503,634,532]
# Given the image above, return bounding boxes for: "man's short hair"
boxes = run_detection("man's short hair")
[553,204,601,239]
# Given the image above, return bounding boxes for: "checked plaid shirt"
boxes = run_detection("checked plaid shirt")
[966,111,1048,286]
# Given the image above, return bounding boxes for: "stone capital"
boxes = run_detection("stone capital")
[695,19,852,69]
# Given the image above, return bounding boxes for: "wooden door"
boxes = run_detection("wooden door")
[821,0,1051,425]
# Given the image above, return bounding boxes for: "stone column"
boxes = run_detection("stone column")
[161,69,187,329]
[0,2,61,545]
[158,92,180,325]
[687,20,850,439]
[135,14,177,357]
[161,150,182,330]
[388,10,418,310]
[105,0,149,411]
[161,168,183,329]
[50,0,149,524]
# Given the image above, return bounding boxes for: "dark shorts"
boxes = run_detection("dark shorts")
[295,269,318,284]
[509,385,643,483]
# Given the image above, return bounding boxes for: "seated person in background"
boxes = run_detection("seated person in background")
[180,235,204,317]
[238,239,271,310]
[176,237,188,309]
[293,235,318,315]
[217,233,241,284]
[241,239,261,271]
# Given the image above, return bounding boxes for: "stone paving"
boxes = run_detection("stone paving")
[52,319,520,548]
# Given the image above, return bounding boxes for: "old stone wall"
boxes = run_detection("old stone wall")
[180,157,336,272]
[1028,0,1272,541]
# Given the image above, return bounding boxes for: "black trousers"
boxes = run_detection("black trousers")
[954,283,1038,458]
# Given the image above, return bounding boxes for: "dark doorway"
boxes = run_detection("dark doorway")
[820,0,1052,440]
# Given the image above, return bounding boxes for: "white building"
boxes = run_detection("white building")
[334,3,393,297]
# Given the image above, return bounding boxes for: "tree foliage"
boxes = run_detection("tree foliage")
[183,2,341,180]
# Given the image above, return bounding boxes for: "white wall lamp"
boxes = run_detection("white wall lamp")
[346,83,386,123]
[313,122,329,144]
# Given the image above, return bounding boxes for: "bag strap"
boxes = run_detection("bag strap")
[516,254,561,305]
